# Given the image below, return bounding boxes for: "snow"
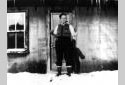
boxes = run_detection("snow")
[7,70,118,85]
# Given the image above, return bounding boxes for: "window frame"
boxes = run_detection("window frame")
[7,10,29,54]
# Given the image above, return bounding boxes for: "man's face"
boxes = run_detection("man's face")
[60,15,67,24]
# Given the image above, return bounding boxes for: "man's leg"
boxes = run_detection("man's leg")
[55,39,63,76]
[64,52,72,76]
[66,57,72,76]
[64,39,73,76]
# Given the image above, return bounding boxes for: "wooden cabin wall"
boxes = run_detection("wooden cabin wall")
[7,7,49,73]
[76,7,118,72]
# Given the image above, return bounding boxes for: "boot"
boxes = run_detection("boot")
[67,66,72,76]
[56,66,62,76]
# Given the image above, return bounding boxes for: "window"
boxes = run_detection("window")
[7,12,28,53]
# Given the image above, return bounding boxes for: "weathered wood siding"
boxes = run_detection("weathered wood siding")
[76,7,118,72]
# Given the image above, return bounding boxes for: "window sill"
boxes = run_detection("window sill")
[7,49,26,53]
[7,49,29,57]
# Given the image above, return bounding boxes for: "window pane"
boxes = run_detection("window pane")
[7,13,16,31]
[17,32,24,48]
[16,23,24,30]
[7,32,15,48]
[9,24,15,31]
[15,13,25,25]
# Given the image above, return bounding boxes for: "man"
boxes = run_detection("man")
[51,13,76,76]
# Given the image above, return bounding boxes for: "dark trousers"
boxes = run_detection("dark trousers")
[55,37,72,66]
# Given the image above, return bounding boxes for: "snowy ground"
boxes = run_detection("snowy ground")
[7,70,118,85]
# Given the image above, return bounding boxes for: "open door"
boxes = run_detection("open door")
[50,12,76,71]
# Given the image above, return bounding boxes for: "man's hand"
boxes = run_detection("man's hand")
[50,30,59,38]
[72,32,77,40]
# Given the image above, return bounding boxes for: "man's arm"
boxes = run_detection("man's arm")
[53,25,58,35]
[50,25,58,37]
[69,25,77,40]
